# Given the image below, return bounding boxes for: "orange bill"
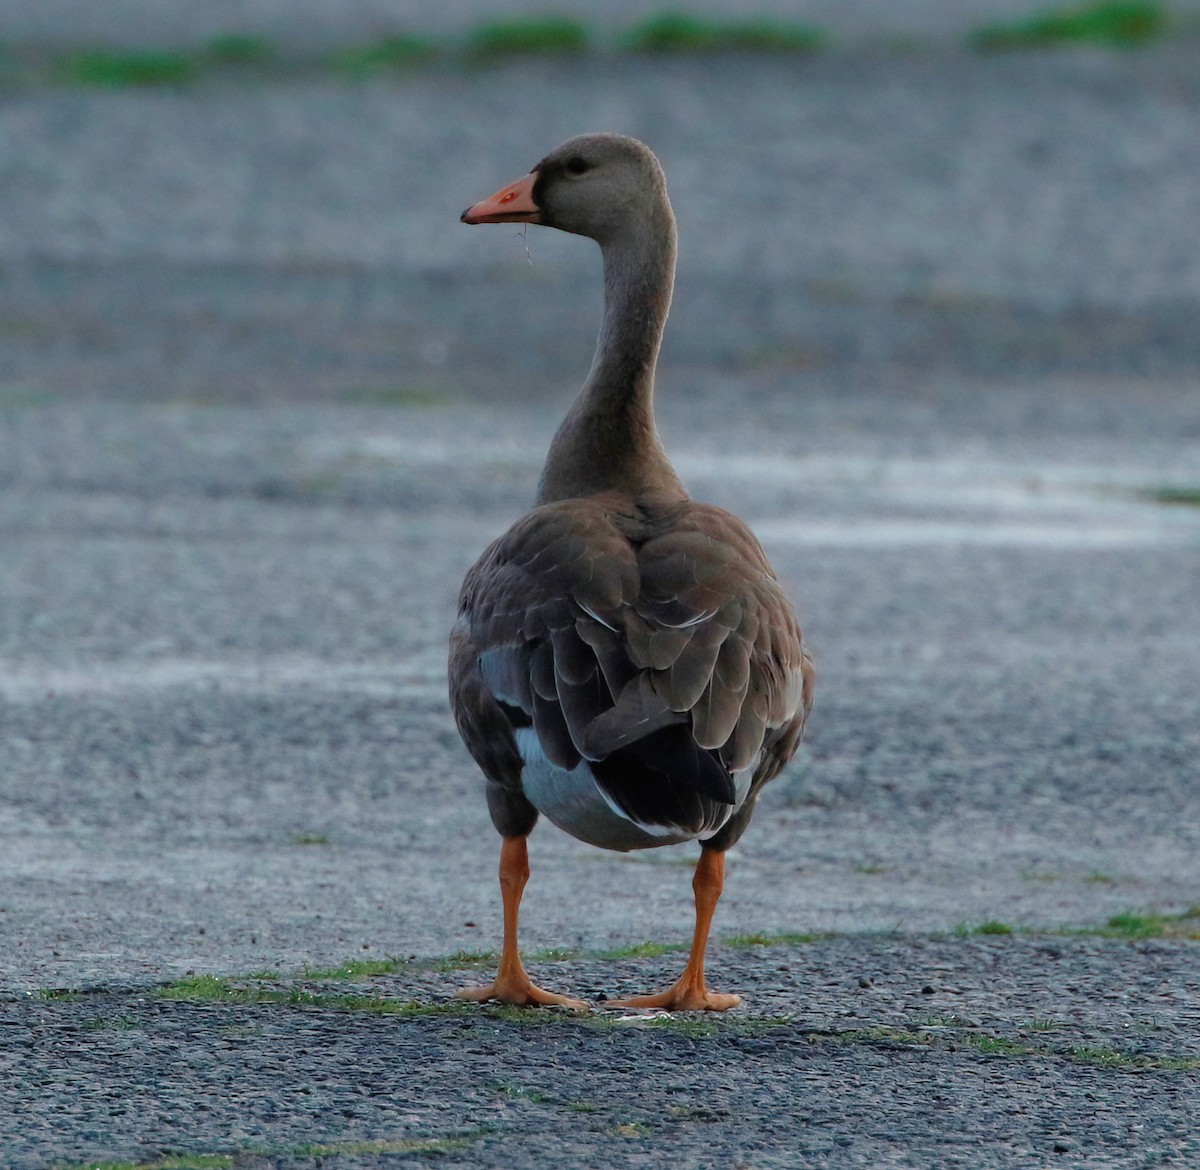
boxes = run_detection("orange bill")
[461,172,540,224]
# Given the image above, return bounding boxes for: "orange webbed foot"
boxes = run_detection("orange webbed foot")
[607,979,741,1013]
[457,971,588,1012]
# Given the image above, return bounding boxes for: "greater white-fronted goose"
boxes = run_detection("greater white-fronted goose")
[450,134,814,1011]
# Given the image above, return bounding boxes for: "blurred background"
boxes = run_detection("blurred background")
[1,1,1199,993]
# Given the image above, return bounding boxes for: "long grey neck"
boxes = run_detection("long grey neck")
[536,215,687,505]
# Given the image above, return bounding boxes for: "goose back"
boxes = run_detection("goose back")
[450,488,814,851]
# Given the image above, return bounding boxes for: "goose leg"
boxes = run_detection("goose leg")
[457,835,588,1011]
[608,847,741,1012]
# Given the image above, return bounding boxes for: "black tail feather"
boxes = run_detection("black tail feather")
[592,724,735,835]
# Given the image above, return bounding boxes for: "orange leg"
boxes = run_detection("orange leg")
[457,835,588,1011]
[608,848,741,1012]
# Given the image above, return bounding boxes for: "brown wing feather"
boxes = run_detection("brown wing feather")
[450,494,813,833]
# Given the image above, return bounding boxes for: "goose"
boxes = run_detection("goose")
[450,133,814,1011]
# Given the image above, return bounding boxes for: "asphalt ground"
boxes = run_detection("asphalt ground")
[1,37,1199,1170]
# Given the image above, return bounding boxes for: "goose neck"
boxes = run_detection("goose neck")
[536,220,684,505]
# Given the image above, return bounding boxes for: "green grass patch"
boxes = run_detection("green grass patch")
[157,974,241,1002]
[493,1081,555,1103]
[64,49,196,87]
[820,1025,1198,1071]
[624,11,824,53]
[1105,910,1170,937]
[333,34,439,76]
[56,1132,490,1170]
[83,1014,139,1031]
[966,1034,1037,1057]
[466,16,590,56]
[970,1,1164,50]
[595,940,687,961]
[343,384,447,407]
[634,1014,723,1038]
[24,13,835,92]
[202,34,274,65]
[832,1026,937,1049]
[724,930,826,949]
[293,1133,487,1157]
[156,974,476,1017]
[1067,1044,1200,1071]
[915,1012,975,1029]
[58,1157,234,1170]
[1101,907,1200,939]
[1147,487,1200,507]
[568,1099,604,1113]
[425,948,497,972]
[301,957,403,980]
[953,920,1015,937]
[530,945,582,963]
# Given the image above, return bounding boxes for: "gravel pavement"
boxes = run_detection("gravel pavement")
[1,23,1199,1170]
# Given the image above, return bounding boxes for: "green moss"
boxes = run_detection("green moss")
[65,49,196,87]
[970,1,1164,49]
[624,12,824,53]
[466,17,589,56]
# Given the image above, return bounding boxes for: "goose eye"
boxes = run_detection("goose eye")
[565,156,590,176]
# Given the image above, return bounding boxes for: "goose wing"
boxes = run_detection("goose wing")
[450,494,813,838]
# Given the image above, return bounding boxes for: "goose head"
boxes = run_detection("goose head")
[461,133,671,246]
